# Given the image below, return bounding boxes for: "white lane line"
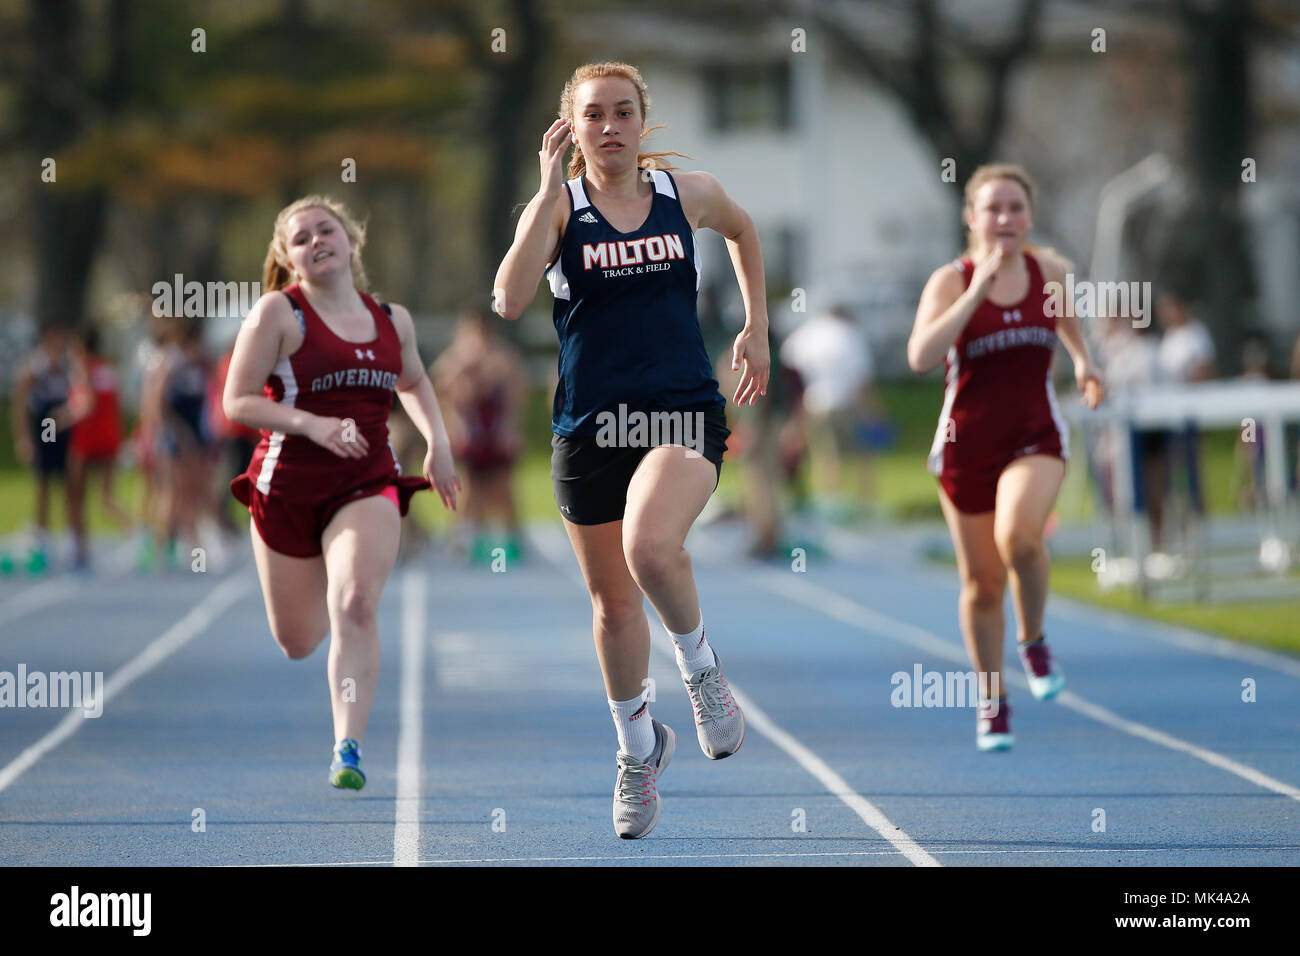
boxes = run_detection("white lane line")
[527,527,939,867]
[822,524,1300,680]
[393,568,426,867]
[237,844,1300,866]
[1057,690,1300,800]
[0,539,136,632]
[763,574,1300,803]
[0,573,255,795]
[723,683,938,866]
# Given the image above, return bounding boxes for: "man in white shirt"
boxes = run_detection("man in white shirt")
[779,305,880,508]
[1157,292,1215,384]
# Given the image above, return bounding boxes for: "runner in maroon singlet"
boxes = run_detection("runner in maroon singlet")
[224,195,461,789]
[908,164,1104,752]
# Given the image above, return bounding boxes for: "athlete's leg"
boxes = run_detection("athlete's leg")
[68,453,87,524]
[937,488,1006,699]
[563,517,651,701]
[482,466,521,533]
[66,454,88,562]
[98,460,129,526]
[621,445,717,635]
[249,520,330,659]
[177,449,205,546]
[320,494,401,745]
[994,454,1066,645]
[34,472,51,536]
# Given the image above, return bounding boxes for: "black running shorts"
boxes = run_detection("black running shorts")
[550,403,730,526]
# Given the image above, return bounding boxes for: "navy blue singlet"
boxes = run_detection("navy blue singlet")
[545,168,723,437]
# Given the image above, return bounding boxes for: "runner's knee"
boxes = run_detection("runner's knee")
[994,528,1041,570]
[961,568,1005,609]
[328,580,380,629]
[590,588,644,635]
[622,529,683,588]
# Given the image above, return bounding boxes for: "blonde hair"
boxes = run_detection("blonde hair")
[558,62,688,180]
[262,195,369,292]
[962,163,1040,260]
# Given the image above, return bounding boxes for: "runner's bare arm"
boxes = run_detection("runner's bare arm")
[493,119,572,320]
[679,170,770,404]
[391,303,451,451]
[1041,252,1104,407]
[222,293,312,435]
[390,303,460,509]
[908,264,982,374]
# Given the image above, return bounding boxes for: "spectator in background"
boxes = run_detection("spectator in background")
[714,333,807,559]
[67,325,129,567]
[1156,290,1215,384]
[1152,290,1214,560]
[430,310,525,563]
[132,317,170,570]
[11,324,85,573]
[778,304,886,516]
[1232,337,1271,511]
[143,319,216,569]
[1094,309,1166,539]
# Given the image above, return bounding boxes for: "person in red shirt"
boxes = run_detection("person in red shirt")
[908,164,1104,752]
[224,195,460,789]
[67,325,129,567]
[430,310,526,563]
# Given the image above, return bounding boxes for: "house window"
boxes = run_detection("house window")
[704,63,792,131]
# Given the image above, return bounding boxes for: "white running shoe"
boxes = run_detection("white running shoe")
[683,654,745,759]
[612,717,675,839]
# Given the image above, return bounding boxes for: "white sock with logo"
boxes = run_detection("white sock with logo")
[668,613,715,677]
[609,693,654,762]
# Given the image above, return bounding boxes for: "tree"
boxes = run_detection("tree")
[21,0,133,332]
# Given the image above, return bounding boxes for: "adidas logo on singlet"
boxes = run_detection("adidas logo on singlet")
[577,211,598,224]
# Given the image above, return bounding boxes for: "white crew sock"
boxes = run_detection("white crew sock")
[609,693,654,762]
[668,613,715,677]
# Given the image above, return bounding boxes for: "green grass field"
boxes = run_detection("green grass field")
[1048,557,1300,656]
[3,384,1293,658]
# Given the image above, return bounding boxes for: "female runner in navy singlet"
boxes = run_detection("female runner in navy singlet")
[908,164,1104,751]
[224,196,461,789]
[494,62,770,839]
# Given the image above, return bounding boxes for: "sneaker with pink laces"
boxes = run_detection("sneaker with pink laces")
[683,653,745,759]
[612,717,676,839]
[1018,637,1065,701]
[976,697,1014,752]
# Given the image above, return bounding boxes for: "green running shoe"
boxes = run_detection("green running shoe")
[330,738,366,790]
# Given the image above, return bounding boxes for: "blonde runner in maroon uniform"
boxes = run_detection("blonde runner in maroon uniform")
[225,195,460,789]
[908,164,1104,752]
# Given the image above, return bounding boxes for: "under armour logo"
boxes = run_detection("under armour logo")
[355,348,376,360]
[1002,309,1022,324]
[577,211,598,224]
